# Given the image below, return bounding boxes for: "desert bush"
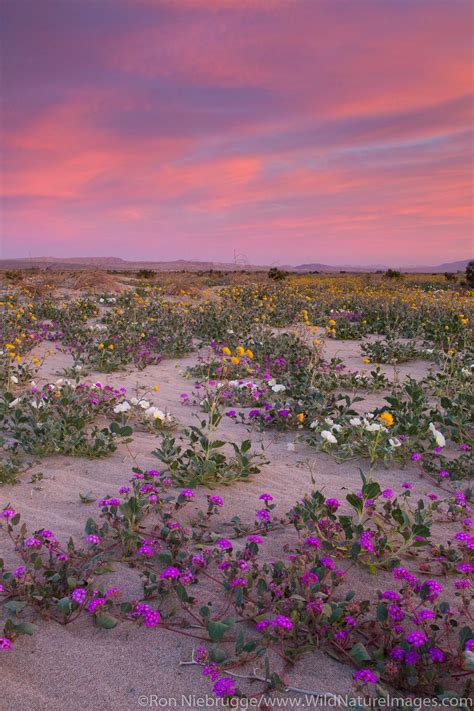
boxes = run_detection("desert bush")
[466,261,474,288]
[0,382,132,459]
[384,268,402,279]
[137,269,155,279]
[268,267,288,281]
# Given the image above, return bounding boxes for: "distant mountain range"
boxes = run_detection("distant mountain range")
[282,259,472,273]
[0,256,471,273]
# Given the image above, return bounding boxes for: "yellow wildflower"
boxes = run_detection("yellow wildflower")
[379,412,394,427]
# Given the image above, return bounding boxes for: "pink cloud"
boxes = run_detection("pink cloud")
[1,0,472,264]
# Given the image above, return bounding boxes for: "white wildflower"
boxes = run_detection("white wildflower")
[365,423,381,432]
[113,401,131,414]
[429,423,446,448]
[145,407,166,420]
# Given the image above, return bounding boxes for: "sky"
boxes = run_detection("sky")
[1,0,473,266]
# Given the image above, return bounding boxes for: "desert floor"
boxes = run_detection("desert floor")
[0,335,455,711]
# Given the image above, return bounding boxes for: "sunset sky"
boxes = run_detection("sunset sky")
[1,0,473,266]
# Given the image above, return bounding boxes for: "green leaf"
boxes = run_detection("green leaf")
[350,642,372,663]
[84,517,97,534]
[94,564,114,575]
[207,620,229,643]
[175,584,190,603]
[362,482,381,500]
[95,614,119,629]
[209,647,227,664]
[4,600,27,614]
[13,621,37,636]
[347,494,363,513]
[459,626,473,647]
[56,597,72,613]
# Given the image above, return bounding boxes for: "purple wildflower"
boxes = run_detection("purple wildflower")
[98,498,120,507]
[213,677,236,699]
[271,615,293,631]
[143,609,161,627]
[354,669,378,684]
[429,648,444,663]
[87,597,106,614]
[406,630,428,648]
[405,651,421,665]
[160,567,180,579]
[1,508,15,519]
[216,539,233,550]
[71,588,87,605]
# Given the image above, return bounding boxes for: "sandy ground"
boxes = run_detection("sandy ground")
[0,339,443,711]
